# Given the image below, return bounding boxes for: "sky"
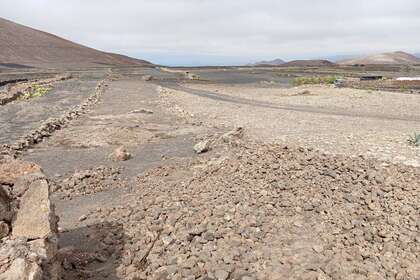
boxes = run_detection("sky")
[1,0,420,66]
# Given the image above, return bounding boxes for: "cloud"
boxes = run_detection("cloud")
[1,0,419,65]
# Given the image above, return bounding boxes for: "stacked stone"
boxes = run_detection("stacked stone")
[0,76,110,156]
[0,157,60,280]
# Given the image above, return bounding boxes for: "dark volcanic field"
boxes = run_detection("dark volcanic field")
[0,65,419,280]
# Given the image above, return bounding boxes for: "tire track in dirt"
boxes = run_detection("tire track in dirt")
[163,83,420,123]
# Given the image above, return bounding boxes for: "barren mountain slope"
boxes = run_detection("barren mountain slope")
[339,51,420,65]
[0,17,152,68]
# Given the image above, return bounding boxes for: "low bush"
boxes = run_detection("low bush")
[408,132,420,147]
[293,76,340,86]
[18,84,52,100]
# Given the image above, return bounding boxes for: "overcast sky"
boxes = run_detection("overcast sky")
[1,0,420,66]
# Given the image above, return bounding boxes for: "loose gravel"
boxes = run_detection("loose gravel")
[70,141,419,280]
[52,166,126,200]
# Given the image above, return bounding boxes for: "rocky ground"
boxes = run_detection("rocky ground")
[0,67,419,279]
[79,141,420,280]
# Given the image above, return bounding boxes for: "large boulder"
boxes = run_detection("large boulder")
[1,171,60,280]
[12,178,58,240]
[12,172,46,198]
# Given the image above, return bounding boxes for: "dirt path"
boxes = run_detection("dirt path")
[158,83,420,167]
[18,71,216,278]
[164,83,420,123]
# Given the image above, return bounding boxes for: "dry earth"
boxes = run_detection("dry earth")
[0,67,419,280]
[159,83,420,167]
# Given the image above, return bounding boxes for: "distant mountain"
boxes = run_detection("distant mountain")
[250,58,285,66]
[282,60,335,67]
[0,17,152,68]
[339,51,420,65]
[323,54,360,62]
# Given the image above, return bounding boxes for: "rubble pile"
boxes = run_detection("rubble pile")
[82,143,419,279]
[0,157,60,280]
[53,166,125,199]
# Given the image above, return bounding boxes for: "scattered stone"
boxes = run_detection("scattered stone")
[162,235,174,246]
[194,140,211,154]
[87,142,419,279]
[221,127,244,143]
[53,166,125,199]
[214,269,230,280]
[129,108,154,114]
[142,75,153,81]
[110,146,131,161]
[78,215,87,222]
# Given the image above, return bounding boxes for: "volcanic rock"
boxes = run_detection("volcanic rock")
[194,140,211,154]
[12,178,58,239]
[110,146,131,161]
[0,158,42,185]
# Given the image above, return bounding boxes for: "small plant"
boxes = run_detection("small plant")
[18,84,52,100]
[292,76,340,86]
[408,132,420,147]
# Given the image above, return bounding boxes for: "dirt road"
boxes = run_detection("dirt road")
[159,82,420,167]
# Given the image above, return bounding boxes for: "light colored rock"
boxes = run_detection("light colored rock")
[12,179,57,239]
[0,158,42,185]
[12,172,46,197]
[194,140,211,154]
[0,257,43,280]
[214,269,230,280]
[221,127,244,143]
[0,237,59,279]
[142,75,153,81]
[110,146,131,161]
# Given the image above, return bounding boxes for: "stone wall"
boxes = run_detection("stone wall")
[0,156,60,280]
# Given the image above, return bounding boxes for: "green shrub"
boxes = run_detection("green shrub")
[408,132,420,147]
[18,84,52,100]
[293,76,340,86]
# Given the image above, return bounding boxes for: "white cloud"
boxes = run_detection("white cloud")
[1,0,419,65]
